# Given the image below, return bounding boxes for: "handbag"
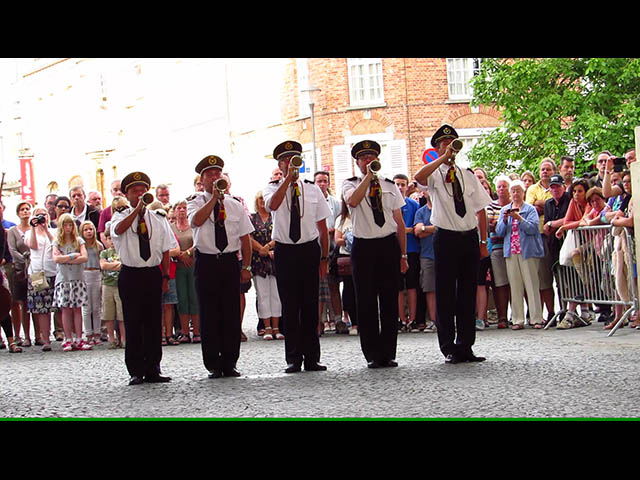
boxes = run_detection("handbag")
[337,256,352,276]
[28,236,50,292]
[558,229,577,267]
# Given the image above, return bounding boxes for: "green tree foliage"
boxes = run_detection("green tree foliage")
[469,58,640,181]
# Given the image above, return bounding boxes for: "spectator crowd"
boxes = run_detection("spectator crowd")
[1,147,638,360]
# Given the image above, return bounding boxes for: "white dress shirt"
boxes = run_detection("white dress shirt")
[417,163,492,231]
[324,193,341,230]
[342,175,405,239]
[110,207,178,267]
[263,179,331,244]
[186,191,254,254]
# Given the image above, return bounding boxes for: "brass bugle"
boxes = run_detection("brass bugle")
[450,139,463,157]
[290,155,303,168]
[290,155,303,179]
[368,159,381,174]
[214,177,228,196]
[141,192,154,205]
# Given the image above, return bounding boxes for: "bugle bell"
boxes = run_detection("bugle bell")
[450,139,463,158]
[368,159,382,175]
[290,155,303,179]
[214,177,228,196]
[141,192,154,205]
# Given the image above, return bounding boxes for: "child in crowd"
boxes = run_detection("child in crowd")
[99,224,125,348]
[51,213,91,351]
[79,221,104,345]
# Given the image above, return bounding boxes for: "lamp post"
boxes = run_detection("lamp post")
[301,86,321,173]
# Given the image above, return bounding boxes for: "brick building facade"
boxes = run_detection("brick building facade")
[278,58,502,191]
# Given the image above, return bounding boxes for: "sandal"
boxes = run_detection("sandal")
[511,324,524,330]
[166,336,180,346]
[178,335,191,344]
[162,337,168,346]
[192,335,201,343]
[273,328,284,340]
[9,342,22,353]
[497,320,509,329]
[263,327,273,341]
[22,338,32,347]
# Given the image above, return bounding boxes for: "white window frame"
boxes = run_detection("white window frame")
[347,58,384,107]
[446,58,482,101]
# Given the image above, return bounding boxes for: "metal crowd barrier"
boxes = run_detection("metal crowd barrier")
[546,225,637,337]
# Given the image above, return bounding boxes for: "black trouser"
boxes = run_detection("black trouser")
[118,265,163,378]
[194,250,241,373]
[274,240,321,366]
[351,234,400,364]
[433,228,480,358]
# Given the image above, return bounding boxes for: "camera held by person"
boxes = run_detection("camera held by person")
[612,157,626,173]
[29,213,47,227]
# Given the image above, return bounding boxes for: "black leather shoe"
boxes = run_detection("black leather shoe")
[367,360,382,369]
[128,376,144,386]
[304,362,327,372]
[384,360,398,367]
[223,367,242,377]
[466,353,486,362]
[444,354,465,364]
[285,363,302,374]
[208,369,223,379]
[144,374,172,383]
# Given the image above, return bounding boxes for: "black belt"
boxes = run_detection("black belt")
[195,249,238,260]
[121,264,160,271]
[435,227,478,237]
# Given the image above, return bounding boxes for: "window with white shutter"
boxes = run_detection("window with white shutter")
[332,144,353,198]
[446,58,482,101]
[347,58,384,107]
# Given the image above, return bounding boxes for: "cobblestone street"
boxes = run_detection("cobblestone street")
[2,290,640,419]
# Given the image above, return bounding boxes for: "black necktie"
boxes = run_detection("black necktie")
[448,167,467,218]
[369,177,385,227]
[137,210,151,261]
[289,182,301,243]
[213,200,228,252]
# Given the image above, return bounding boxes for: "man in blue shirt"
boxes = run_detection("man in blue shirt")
[413,190,437,332]
[0,201,16,230]
[393,174,421,331]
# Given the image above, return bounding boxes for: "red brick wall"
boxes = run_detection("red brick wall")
[280,58,502,177]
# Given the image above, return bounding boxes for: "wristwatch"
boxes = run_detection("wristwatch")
[401,254,408,259]
[480,240,488,245]
[320,256,329,261]
[162,274,170,280]
[421,225,426,233]
[242,265,252,272]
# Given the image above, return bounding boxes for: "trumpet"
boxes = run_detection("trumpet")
[214,177,228,197]
[290,155,303,179]
[368,159,381,176]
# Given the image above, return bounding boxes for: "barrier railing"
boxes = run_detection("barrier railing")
[546,225,637,337]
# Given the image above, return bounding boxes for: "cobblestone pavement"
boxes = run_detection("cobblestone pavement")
[2,290,640,419]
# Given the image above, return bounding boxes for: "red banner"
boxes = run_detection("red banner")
[19,157,36,204]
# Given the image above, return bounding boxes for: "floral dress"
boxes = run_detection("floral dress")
[249,212,276,278]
